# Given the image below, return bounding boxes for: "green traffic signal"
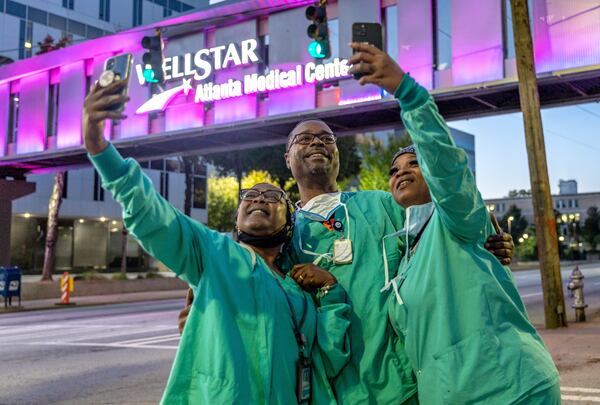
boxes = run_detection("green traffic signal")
[143,65,159,83]
[308,41,329,59]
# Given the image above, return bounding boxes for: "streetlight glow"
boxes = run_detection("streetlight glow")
[523,233,529,239]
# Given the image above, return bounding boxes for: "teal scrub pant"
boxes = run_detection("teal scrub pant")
[512,382,562,405]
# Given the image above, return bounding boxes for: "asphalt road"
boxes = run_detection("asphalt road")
[1,263,599,404]
[0,300,182,404]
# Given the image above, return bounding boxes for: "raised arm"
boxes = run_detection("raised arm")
[83,81,253,287]
[349,43,488,243]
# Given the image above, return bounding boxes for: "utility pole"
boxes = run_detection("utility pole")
[510,0,566,328]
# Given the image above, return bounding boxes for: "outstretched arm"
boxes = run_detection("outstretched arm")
[349,43,488,243]
[83,81,254,287]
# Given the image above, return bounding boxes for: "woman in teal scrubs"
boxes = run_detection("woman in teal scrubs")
[82,81,351,404]
[349,43,560,404]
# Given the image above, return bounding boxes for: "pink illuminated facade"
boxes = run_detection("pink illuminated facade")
[1,0,600,164]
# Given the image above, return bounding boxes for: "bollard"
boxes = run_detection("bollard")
[56,272,75,306]
[566,266,587,322]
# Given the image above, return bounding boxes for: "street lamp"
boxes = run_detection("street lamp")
[518,237,524,243]
[559,236,565,242]
[508,216,514,234]
[523,233,529,239]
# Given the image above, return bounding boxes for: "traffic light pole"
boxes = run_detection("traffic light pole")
[509,0,566,328]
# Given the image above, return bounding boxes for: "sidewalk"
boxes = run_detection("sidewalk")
[0,288,187,312]
[539,308,600,402]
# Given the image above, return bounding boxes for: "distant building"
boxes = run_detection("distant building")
[0,0,201,63]
[10,158,207,272]
[484,180,600,245]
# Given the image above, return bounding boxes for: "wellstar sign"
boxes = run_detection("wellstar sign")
[134,38,351,114]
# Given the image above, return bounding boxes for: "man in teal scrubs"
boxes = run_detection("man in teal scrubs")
[284,112,514,403]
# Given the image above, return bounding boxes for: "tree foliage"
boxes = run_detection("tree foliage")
[36,34,72,55]
[582,206,600,252]
[207,171,275,232]
[507,189,532,198]
[499,205,529,241]
[358,131,412,191]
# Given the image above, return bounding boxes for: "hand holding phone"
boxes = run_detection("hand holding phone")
[351,23,383,80]
[348,41,405,94]
[99,53,132,112]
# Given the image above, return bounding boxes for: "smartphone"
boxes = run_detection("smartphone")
[352,22,383,80]
[100,53,132,111]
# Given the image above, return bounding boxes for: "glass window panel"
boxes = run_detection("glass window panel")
[7,0,26,18]
[28,7,48,25]
[49,14,67,31]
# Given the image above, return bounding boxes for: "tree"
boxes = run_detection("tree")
[358,131,412,191]
[204,137,362,199]
[582,206,600,252]
[208,171,275,232]
[516,233,538,260]
[507,189,532,198]
[499,205,529,241]
[180,156,203,216]
[40,172,65,281]
[36,34,72,55]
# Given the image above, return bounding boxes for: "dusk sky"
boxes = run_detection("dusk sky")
[450,101,600,200]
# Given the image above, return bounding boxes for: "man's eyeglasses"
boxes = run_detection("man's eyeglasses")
[240,188,286,203]
[289,132,337,149]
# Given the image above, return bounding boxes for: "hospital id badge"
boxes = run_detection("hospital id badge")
[333,239,353,264]
[296,355,312,403]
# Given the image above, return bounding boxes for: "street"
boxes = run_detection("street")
[0,300,182,404]
[1,264,599,404]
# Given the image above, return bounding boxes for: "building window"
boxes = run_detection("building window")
[63,0,74,9]
[93,171,105,201]
[323,19,339,62]
[193,176,207,209]
[62,172,69,199]
[49,14,67,31]
[133,0,143,26]
[574,199,579,208]
[68,19,86,37]
[99,0,110,22]
[19,20,33,59]
[435,0,452,71]
[160,172,169,200]
[6,1,26,18]
[7,94,19,146]
[384,5,398,62]
[47,83,60,140]
[28,7,48,25]
[163,7,172,17]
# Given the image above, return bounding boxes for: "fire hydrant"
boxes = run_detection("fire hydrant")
[567,266,587,322]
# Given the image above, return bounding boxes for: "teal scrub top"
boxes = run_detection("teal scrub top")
[288,191,417,404]
[388,75,559,404]
[89,145,352,404]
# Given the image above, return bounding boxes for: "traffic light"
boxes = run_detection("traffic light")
[305,5,330,59]
[141,32,164,84]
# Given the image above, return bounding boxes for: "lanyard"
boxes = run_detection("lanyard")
[272,274,308,354]
[298,203,351,265]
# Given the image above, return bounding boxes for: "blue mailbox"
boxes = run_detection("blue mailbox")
[0,267,22,307]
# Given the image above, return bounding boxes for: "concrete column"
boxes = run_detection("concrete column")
[0,179,36,267]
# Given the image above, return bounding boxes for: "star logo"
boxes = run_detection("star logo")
[182,78,193,96]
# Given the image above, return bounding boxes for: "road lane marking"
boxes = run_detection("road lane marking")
[521,292,543,298]
[113,333,181,345]
[561,394,600,402]
[26,341,178,350]
[562,387,600,394]
[62,325,176,343]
